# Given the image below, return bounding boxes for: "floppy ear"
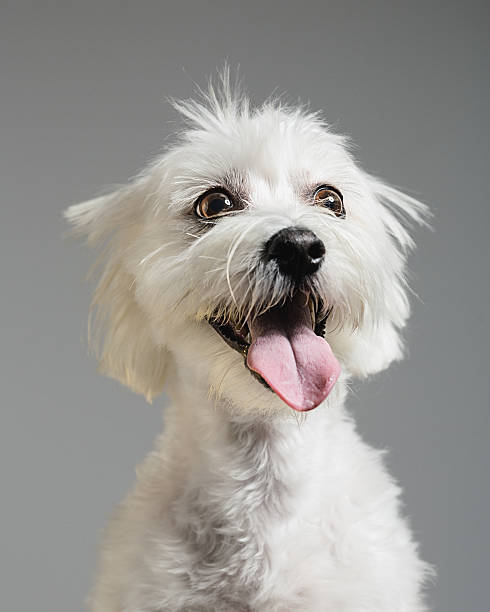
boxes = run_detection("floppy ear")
[334,177,430,378]
[65,186,168,402]
[333,303,407,378]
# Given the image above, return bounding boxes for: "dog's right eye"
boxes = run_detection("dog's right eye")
[195,189,241,219]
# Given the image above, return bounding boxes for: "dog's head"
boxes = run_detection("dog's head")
[66,80,428,417]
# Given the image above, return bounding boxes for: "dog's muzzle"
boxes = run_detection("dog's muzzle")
[206,226,341,412]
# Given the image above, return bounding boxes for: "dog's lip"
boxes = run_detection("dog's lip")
[206,294,330,362]
[208,318,250,358]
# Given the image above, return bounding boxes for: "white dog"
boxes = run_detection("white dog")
[67,75,431,611]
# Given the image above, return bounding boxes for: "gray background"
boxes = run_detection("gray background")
[1,1,488,610]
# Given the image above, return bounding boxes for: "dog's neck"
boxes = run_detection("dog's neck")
[164,373,349,515]
[157,376,350,595]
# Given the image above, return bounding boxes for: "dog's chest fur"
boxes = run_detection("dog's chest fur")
[168,422,290,607]
[138,418,312,609]
[93,396,427,612]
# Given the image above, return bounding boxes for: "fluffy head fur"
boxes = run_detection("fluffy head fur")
[66,75,427,414]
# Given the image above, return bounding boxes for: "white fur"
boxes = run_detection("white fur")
[67,73,431,611]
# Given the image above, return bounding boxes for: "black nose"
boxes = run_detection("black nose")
[264,226,325,280]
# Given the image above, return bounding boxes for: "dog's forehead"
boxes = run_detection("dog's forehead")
[210,111,346,176]
[165,108,354,205]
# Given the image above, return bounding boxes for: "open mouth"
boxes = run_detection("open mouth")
[208,293,341,412]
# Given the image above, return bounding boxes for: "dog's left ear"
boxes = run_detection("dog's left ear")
[333,177,430,378]
[65,184,169,402]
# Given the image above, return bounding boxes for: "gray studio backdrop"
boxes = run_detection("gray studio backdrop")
[1,2,488,611]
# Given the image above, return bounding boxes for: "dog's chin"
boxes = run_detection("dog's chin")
[205,292,341,413]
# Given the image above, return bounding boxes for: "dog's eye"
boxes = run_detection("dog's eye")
[313,185,345,218]
[195,189,239,219]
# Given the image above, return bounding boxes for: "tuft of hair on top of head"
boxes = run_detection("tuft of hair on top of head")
[168,65,332,142]
[170,65,251,134]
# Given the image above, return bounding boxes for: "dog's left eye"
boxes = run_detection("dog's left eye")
[195,189,240,219]
[312,185,345,218]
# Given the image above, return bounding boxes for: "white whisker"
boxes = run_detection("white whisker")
[138,242,177,266]
[225,218,264,307]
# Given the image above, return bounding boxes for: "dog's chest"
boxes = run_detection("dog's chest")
[168,484,333,611]
[125,418,422,612]
[163,424,332,609]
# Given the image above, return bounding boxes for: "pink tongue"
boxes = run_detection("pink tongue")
[246,297,341,412]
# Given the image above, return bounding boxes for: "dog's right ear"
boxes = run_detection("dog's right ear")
[65,185,169,402]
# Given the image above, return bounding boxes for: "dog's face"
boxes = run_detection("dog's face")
[67,87,427,417]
